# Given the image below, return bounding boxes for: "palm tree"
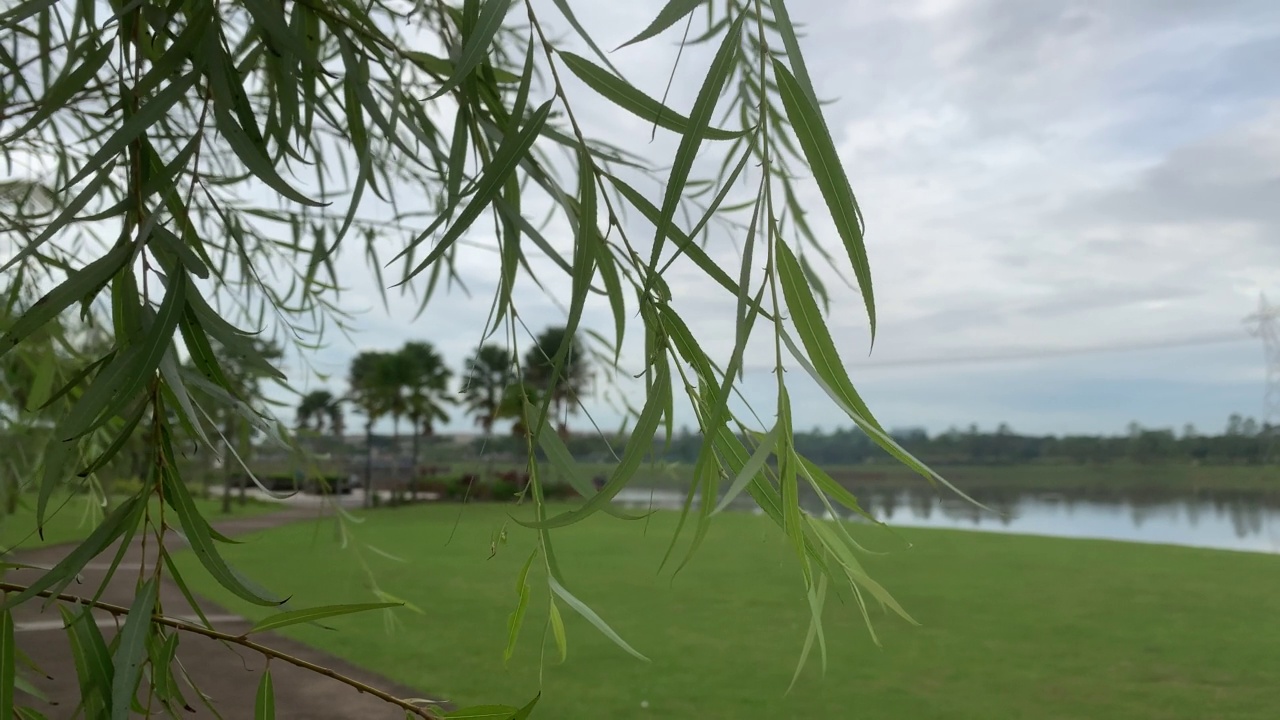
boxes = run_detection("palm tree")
[396,341,453,473]
[523,326,589,436]
[296,390,335,433]
[462,344,515,437]
[347,351,393,507]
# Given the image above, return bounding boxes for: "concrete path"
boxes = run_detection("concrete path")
[6,503,438,719]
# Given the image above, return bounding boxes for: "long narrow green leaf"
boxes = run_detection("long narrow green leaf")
[401,99,553,283]
[605,174,770,319]
[0,161,117,274]
[523,400,637,521]
[58,605,112,718]
[776,328,993,513]
[503,550,536,664]
[548,577,648,662]
[774,240,881,428]
[510,693,540,720]
[55,270,187,442]
[806,515,917,625]
[110,578,157,720]
[788,572,828,692]
[769,0,820,109]
[548,598,567,663]
[1,495,142,611]
[650,12,745,273]
[254,669,274,720]
[427,0,512,100]
[558,52,740,140]
[517,365,667,530]
[617,0,705,49]
[1,39,114,142]
[713,422,779,514]
[63,70,199,189]
[445,706,519,719]
[159,455,284,606]
[244,603,401,635]
[0,607,13,719]
[772,60,875,337]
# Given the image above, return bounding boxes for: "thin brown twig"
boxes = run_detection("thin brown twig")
[0,582,442,720]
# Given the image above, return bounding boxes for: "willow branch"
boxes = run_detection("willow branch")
[0,582,442,720]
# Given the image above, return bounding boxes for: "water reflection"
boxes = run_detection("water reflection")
[611,487,1280,554]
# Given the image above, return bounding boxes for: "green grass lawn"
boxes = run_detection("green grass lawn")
[172,503,1280,719]
[1,491,280,552]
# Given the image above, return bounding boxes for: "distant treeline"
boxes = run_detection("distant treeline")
[438,413,1278,467]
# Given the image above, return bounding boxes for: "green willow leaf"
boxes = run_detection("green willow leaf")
[445,706,519,719]
[557,52,741,140]
[1,39,113,142]
[517,365,667,530]
[650,11,745,274]
[548,598,567,663]
[0,242,130,359]
[769,0,821,109]
[58,605,112,718]
[788,572,828,692]
[63,69,199,189]
[713,422,780,514]
[159,458,284,606]
[110,578,157,720]
[605,174,771,320]
[427,0,512,100]
[1,495,143,611]
[0,161,117,274]
[503,550,536,664]
[0,607,13,719]
[618,0,705,49]
[772,59,876,337]
[401,99,554,283]
[244,603,401,635]
[510,693,540,720]
[55,270,188,442]
[548,577,648,662]
[522,400,637,521]
[774,240,881,429]
[254,669,274,720]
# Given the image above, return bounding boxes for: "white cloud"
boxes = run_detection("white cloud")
[267,0,1280,437]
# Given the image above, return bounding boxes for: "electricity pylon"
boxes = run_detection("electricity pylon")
[1244,294,1280,462]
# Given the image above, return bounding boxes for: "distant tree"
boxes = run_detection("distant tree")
[397,341,453,469]
[296,390,337,433]
[523,326,589,436]
[463,344,517,437]
[347,351,393,508]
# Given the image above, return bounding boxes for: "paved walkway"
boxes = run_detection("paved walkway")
[6,503,437,719]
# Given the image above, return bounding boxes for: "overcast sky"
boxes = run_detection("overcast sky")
[270,0,1280,438]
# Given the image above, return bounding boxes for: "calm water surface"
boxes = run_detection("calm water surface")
[612,488,1280,554]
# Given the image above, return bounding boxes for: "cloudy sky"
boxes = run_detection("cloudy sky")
[273,0,1280,438]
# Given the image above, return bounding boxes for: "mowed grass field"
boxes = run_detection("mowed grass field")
[174,503,1280,719]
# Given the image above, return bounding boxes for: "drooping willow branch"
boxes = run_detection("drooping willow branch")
[0,582,442,720]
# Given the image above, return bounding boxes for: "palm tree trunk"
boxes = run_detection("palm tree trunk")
[236,422,248,505]
[220,417,234,514]
[364,423,374,509]
[410,415,421,501]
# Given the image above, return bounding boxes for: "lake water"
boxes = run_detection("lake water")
[611,487,1280,555]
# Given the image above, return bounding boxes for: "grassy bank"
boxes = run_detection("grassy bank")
[0,491,279,552]
[174,503,1280,719]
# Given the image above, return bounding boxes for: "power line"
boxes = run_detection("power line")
[740,330,1250,373]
